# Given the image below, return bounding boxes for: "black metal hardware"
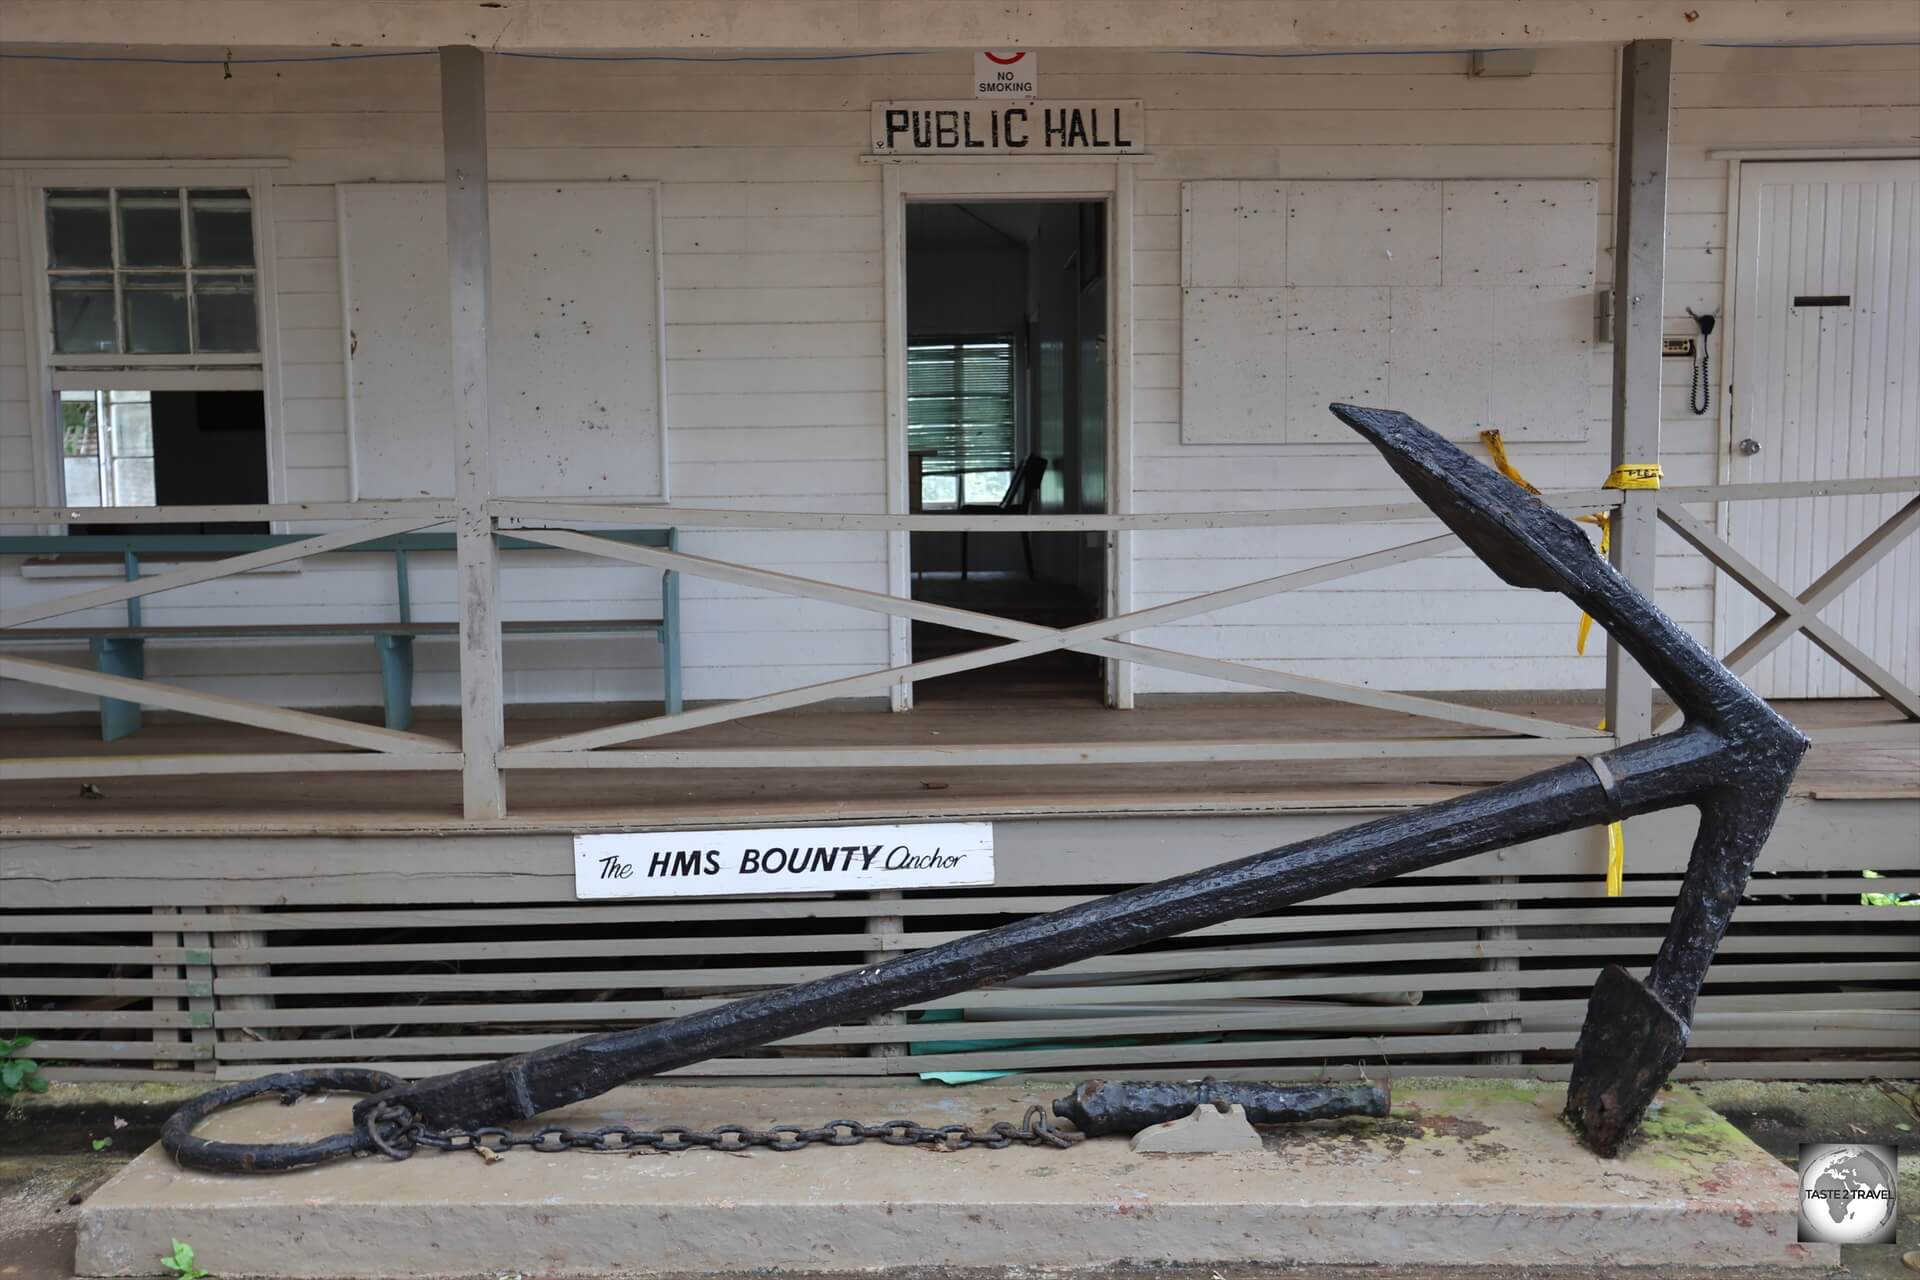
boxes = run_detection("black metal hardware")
[1792,294,1851,308]
[1686,307,1717,415]
[1052,1080,1389,1137]
[161,404,1807,1172]
[364,1105,1078,1159]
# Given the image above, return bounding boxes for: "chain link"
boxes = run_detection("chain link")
[361,1103,1078,1161]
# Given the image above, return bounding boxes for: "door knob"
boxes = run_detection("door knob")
[1737,438,1763,456]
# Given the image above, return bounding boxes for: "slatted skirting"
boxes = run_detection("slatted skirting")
[3,802,1916,1085]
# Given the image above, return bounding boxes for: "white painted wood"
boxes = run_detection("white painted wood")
[1441,181,1600,287]
[504,526,1605,750]
[1179,180,1597,445]
[1109,162,1136,708]
[0,751,464,781]
[494,489,1618,531]
[7,809,1910,1083]
[1387,286,1492,431]
[0,43,1914,712]
[0,514,444,628]
[1487,285,1601,436]
[1663,494,1920,731]
[1724,158,1920,699]
[1285,286,1390,440]
[1660,502,1920,716]
[11,2,1919,52]
[1604,40,1672,746]
[1181,180,1285,287]
[1179,287,1286,443]
[0,654,457,753]
[438,45,508,820]
[1287,181,1442,287]
[879,163,910,712]
[340,180,665,501]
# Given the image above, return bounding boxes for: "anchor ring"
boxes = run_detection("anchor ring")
[160,1067,409,1173]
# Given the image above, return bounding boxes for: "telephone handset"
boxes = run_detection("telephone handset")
[1685,307,1718,416]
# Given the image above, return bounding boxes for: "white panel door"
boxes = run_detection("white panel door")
[1725,159,1919,699]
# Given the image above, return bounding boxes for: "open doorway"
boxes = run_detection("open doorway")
[905,200,1107,701]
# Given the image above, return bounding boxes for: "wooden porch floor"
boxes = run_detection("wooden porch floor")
[3,690,1912,835]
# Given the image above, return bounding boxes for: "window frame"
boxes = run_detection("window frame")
[14,162,288,518]
[906,333,1022,511]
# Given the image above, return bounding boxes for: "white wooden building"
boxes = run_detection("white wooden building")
[0,2,1915,1086]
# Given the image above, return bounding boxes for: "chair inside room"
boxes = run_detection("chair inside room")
[959,452,1048,580]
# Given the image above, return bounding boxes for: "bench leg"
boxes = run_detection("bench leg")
[374,634,416,732]
[90,637,145,741]
[662,569,683,716]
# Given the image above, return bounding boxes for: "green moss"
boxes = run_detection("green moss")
[1625,1092,1753,1171]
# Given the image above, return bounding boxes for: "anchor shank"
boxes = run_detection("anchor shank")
[363,734,1716,1134]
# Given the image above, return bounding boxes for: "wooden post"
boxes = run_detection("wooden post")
[1476,875,1522,1066]
[865,891,907,1058]
[440,45,507,819]
[1604,39,1672,746]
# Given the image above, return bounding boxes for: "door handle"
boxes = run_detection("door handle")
[1737,438,1763,456]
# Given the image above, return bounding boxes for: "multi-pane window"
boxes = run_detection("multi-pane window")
[908,339,1017,508]
[45,188,258,355]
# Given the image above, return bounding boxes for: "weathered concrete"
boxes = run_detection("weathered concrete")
[77,1081,1833,1278]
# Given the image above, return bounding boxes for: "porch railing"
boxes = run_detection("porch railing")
[0,501,461,782]
[1,474,1915,810]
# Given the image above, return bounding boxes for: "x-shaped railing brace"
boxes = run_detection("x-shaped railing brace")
[163,406,1808,1172]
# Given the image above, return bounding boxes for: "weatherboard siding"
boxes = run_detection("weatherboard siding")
[2,44,1916,712]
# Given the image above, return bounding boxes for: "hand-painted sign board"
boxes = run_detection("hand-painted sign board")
[574,822,995,898]
[871,101,1143,155]
[975,50,1038,98]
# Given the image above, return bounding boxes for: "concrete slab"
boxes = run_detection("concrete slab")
[77,1081,1834,1278]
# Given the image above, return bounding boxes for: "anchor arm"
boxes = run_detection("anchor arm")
[1322,404,1809,1154]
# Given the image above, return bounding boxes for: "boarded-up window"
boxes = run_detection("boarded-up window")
[1179,179,1598,444]
[340,182,665,500]
[908,339,1015,508]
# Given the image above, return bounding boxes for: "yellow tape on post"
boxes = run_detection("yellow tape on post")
[1603,463,1664,490]
[1599,716,1624,897]
[1479,431,1619,655]
[1482,429,1638,899]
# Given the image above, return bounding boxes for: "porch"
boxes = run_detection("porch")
[0,693,1912,834]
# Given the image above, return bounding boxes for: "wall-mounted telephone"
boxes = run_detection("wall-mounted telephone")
[1685,307,1717,416]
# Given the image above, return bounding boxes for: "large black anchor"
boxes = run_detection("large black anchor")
[162,405,1807,1172]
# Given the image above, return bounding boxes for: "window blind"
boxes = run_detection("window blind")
[907,340,1015,480]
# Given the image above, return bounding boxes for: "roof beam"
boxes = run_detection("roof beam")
[5,1,1918,52]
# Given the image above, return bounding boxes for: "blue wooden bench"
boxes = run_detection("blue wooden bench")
[0,529,680,739]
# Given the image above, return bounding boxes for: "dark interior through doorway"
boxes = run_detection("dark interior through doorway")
[905,199,1107,701]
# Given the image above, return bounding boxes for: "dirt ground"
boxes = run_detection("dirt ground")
[2,1080,1914,1280]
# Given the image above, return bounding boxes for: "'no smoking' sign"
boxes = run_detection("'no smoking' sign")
[975,50,1038,98]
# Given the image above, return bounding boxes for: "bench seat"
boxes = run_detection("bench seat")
[3,619,672,737]
[0,527,681,739]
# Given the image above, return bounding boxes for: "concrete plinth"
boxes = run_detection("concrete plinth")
[77,1081,1831,1278]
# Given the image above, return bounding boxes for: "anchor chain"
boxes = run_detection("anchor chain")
[363,1101,1078,1160]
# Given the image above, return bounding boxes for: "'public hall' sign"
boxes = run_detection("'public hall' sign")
[872,100,1143,155]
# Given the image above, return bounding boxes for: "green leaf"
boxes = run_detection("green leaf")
[159,1238,210,1279]
[25,1074,50,1093]
[91,1136,112,1151]
[1,1061,23,1089]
